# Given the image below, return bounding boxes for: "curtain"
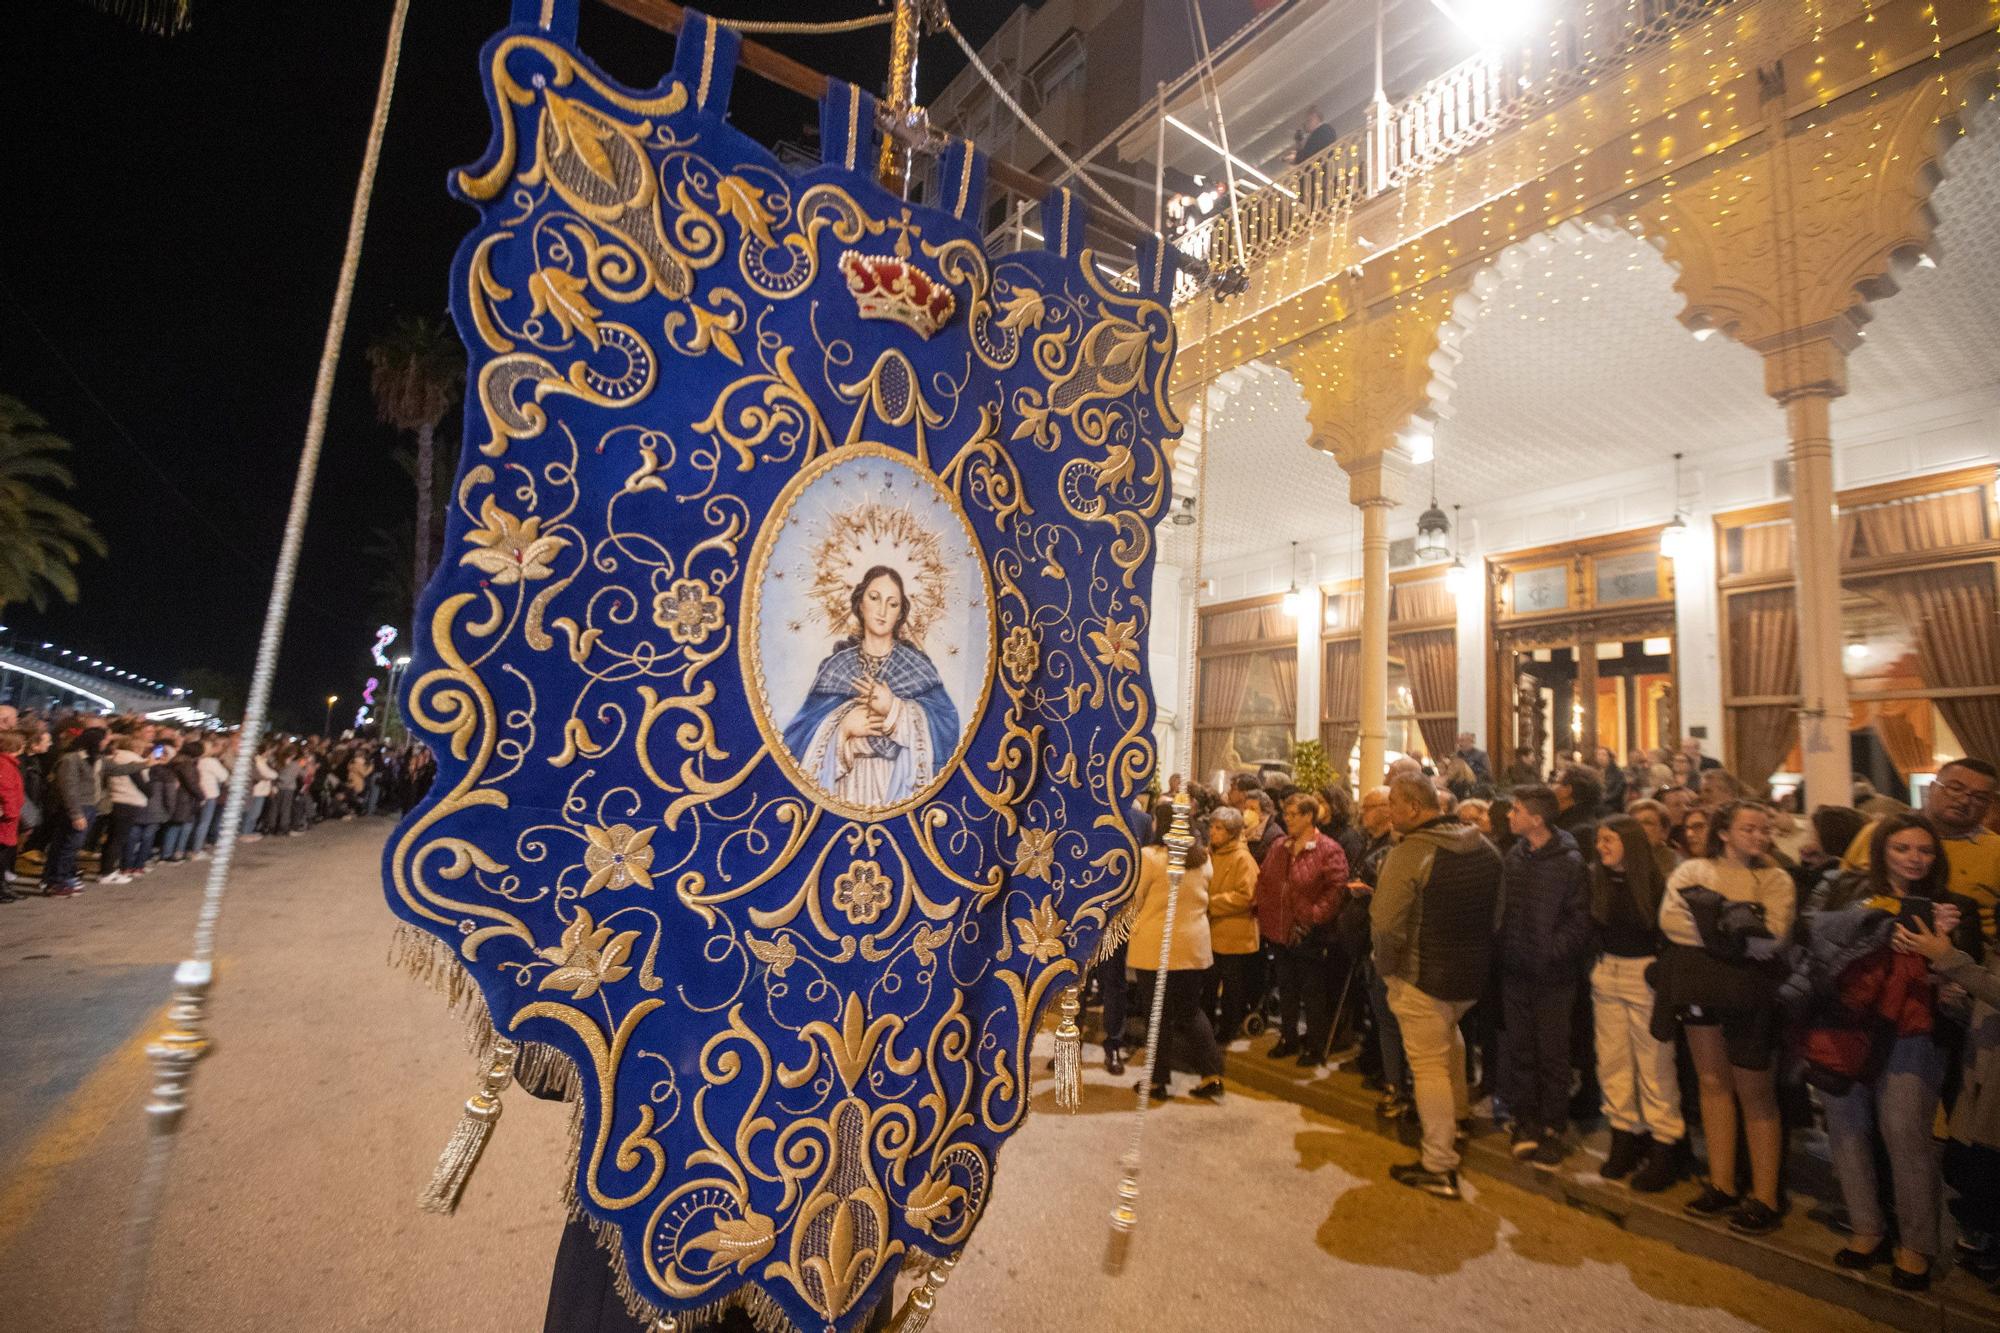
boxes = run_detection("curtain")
[1848,489,1988,559]
[1393,578,1453,625]
[1880,564,2000,763]
[1727,587,1800,790]
[1267,649,1298,729]
[1323,640,1361,778]
[1198,652,1255,731]
[1738,522,1793,577]
[1398,629,1459,762]
[1858,699,1934,779]
[1204,602,1290,649]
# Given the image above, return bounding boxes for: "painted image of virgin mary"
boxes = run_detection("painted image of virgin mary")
[781,565,960,809]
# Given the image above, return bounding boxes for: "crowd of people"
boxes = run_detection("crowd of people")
[1108,735,2000,1293]
[0,704,437,901]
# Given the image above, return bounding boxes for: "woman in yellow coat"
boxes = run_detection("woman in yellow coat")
[1204,805,1263,1044]
[1128,806,1225,1102]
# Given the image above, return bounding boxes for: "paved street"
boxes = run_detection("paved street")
[2,821,1886,1332]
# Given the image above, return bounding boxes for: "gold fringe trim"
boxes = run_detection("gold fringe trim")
[1089,891,1141,968]
[394,927,880,1327]
[390,924,580,1099]
[568,1211,804,1332]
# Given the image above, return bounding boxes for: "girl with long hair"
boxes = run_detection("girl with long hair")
[1589,815,1684,1191]
[1658,801,1793,1235]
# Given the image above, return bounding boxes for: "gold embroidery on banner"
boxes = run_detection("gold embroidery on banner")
[402,44,1184,1319]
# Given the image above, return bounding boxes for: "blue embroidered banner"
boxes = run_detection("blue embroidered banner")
[385,5,1179,1327]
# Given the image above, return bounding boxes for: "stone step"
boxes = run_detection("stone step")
[1221,1044,2000,1333]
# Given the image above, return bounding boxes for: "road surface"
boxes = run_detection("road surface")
[0,820,1885,1331]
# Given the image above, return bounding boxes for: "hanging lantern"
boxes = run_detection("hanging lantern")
[1415,500,1451,562]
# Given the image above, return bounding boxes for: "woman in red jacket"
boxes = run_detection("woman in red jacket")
[0,730,24,902]
[1254,793,1349,1068]
[1806,812,1978,1290]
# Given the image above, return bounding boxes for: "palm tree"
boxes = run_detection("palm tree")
[0,396,107,613]
[365,315,463,607]
[72,0,192,34]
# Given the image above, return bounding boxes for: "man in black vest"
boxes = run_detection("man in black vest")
[1372,773,1505,1199]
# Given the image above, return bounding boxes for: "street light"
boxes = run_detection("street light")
[324,694,339,735]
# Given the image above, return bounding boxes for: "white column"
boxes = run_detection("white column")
[1671,510,1724,754]
[1761,327,1857,809]
[1455,554,1487,746]
[1344,455,1404,787]
[1295,589,1322,744]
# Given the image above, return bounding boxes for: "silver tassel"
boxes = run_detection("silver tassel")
[889,1254,956,1333]
[1053,984,1083,1112]
[419,1037,519,1214]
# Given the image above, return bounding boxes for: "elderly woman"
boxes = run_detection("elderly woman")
[1255,792,1350,1068]
[1203,806,1263,1045]
[1128,806,1224,1102]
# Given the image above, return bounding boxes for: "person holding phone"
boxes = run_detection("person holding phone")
[1805,812,1981,1289]
[1894,908,2000,1287]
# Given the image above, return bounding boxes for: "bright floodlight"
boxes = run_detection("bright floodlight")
[1432,0,1540,48]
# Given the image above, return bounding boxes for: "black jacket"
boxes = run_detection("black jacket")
[1373,818,1505,1002]
[1499,828,1593,980]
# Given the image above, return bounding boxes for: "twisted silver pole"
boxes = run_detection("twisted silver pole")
[1104,790,1194,1272]
[106,1,414,1326]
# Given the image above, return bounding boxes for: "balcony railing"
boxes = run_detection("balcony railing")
[1155,0,1732,304]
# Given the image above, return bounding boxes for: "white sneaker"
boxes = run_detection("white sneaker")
[192,851,210,860]
[101,872,131,884]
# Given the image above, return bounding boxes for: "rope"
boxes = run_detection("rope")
[1183,0,1248,269]
[716,12,892,35]
[935,10,1153,237]
[106,1,415,1327]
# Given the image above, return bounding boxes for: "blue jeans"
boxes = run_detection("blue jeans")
[1825,1030,1946,1256]
[1368,961,1409,1094]
[43,805,93,889]
[160,821,194,860]
[190,798,219,851]
[241,794,267,835]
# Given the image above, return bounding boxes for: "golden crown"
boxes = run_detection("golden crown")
[839,251,956,339]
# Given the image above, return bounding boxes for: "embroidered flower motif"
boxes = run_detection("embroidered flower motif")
[1013,828,1056,881]
[1088,615,1141,673]
[1000,625,1040,684]
[537,909,638,1000]
[1012,896,1066,963]
[831,860,893,925]
[582,823,655,896]
[652,576,726,646]
[460,495,567,585]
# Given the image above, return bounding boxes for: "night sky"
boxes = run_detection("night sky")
[5,0,1012,730]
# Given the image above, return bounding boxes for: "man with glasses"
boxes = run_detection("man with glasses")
[1844,758,2000,942]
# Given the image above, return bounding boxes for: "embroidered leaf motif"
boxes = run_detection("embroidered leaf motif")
[996,287,1045,332]
[526,266,603,348]
[542,92,619,186]
[747,934,798,977]
[715,175,778,249]
[1093,443,1135,490]
[910,923,952,968]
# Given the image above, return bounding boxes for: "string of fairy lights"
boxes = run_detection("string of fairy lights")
[1167,0,1996,619]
